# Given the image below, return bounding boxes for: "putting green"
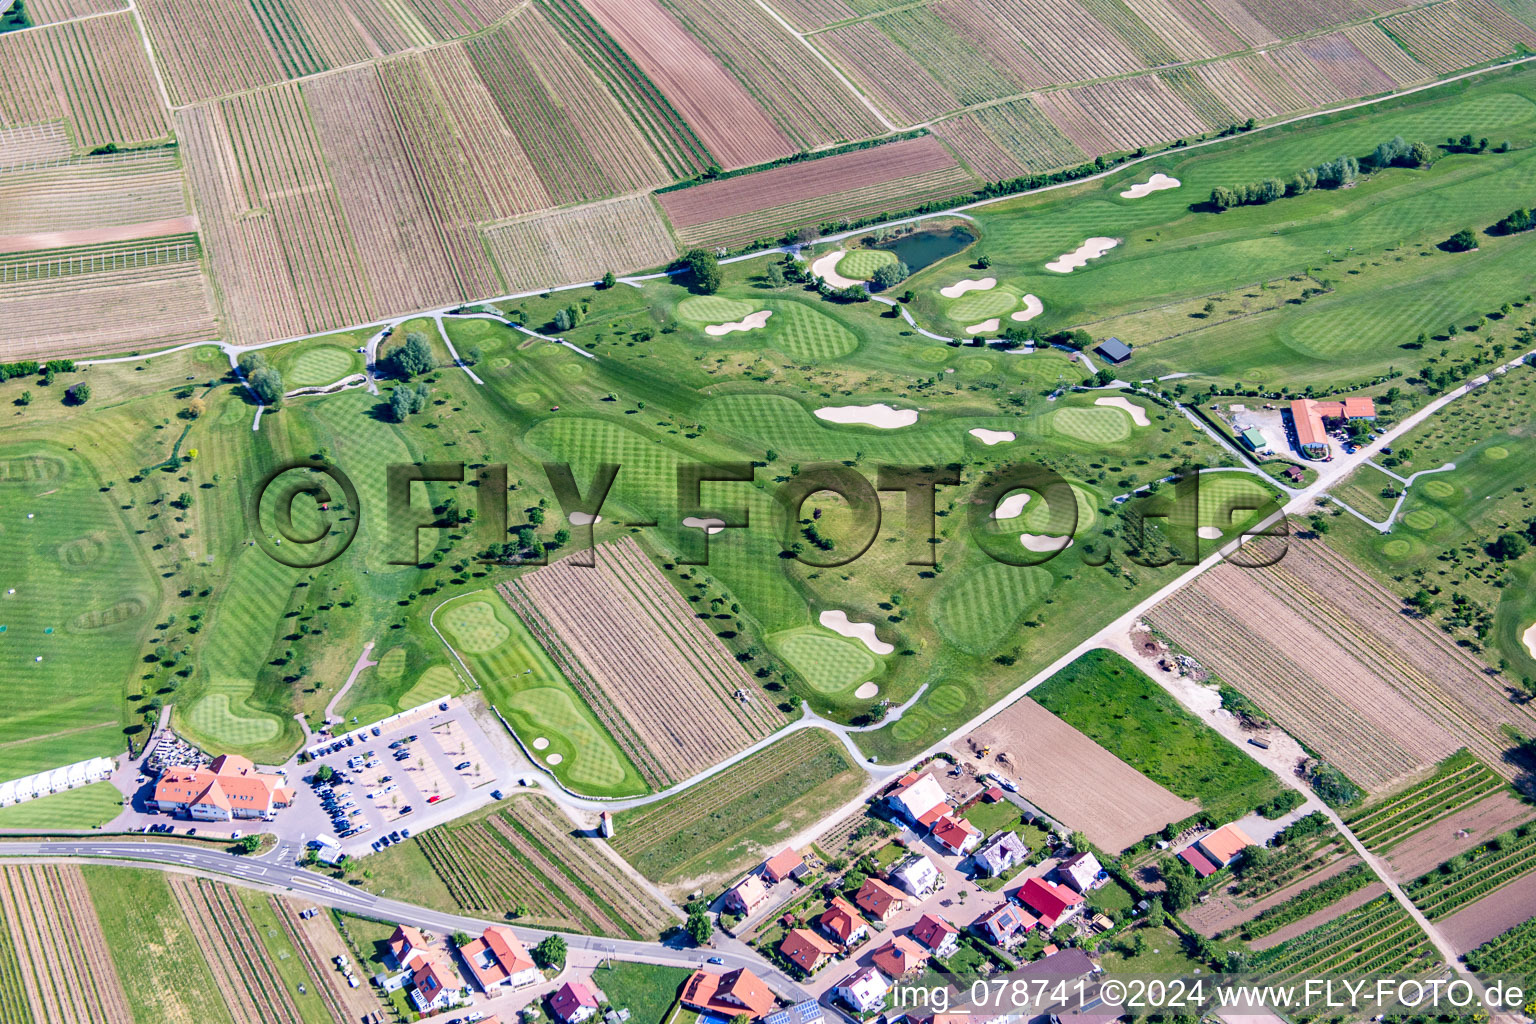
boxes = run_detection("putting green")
[442,599,511,653]
[957,356,994,376]
[187,691,281,747]
[891,708,936,743]
[1421,479,1456,499]
[515,391,541,405]
[917,347,952,364]
[1403,508,1438,530]
[1484,446,1509,460]
[557,361,588,379]
[1381,538,1417,558]
[399,664,459,708]
[1051,407,1132,444]
[287,345,360,388]
[508,687,627,788]
[837,249,897,279]
[1021,483,1098,536]
[677,296,757,323]
[946,287,1020,322]
[375,646,406,680]
[490,357,512,369]
[772,629,879,693]
[926,683,967,717]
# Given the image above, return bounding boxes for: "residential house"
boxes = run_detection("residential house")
[1014,947,1097,983]
[835,966,891,1014]
[763,848,807,884]
[764,1000,824,1024]
[1196,823,1257,868]
[1055,851,1103,893]
[972,831,1028,878]
[781,928,838,975]
[887,772,951,829]
[387,925,428,970]
[1283,464,1305,483]
[973,903,1035,948]
[930,814,981,855]
[410,956,465,1014]
[890,852,940,898]
[458,926,540,992]
[819,896,869,948]
[151,754,294,821]
[551,981,600,1024]
[681,968,777,1021]
[854,877,907,922]
[725,873,770,916]
[1016,877,1086,929]
[871,936,929,979]
[910,913,960,959]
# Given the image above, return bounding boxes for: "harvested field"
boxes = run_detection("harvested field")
[1248,882,1388,951]
[656,0,884,149]
[0,235,218,359]
[0,13,170,150]
[1464,906,1536,972]
[578,0,793,169]
[1152,538,1536,792]
[1384,791,1534,880]
[1382,0,1536,73]
[415,801,670,936]
[658,134,975,248]
[166,876,304,1024]
[960,697,1197,851]
[1406,824,1536,921]
[0,864,132,1024]
[178,83,375,346]
[501,537,784,786]
[1036,77,1209,155]
[0,152,187,237]
[484,194,678,293]
[817,21,962,124]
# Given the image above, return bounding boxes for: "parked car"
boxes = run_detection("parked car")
[427,795,441,804]
[399,806,413,815]
[707,957,723,965]
[454,761,471,771]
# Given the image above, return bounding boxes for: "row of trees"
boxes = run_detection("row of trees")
[1209,136,1433,211]
[0,358,72,382]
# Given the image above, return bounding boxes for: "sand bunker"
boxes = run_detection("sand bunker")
[854,681,880,700]
[1047,238,1118,273]
[705,310,772,336]
[683,516,726,535]
[533,737,549,750]
[820,610,894,655]
[810,251,862,289]
[992,492,1031,519]
[940,277,996,298]
[1011,294,1044,322]
[1198,526,1223,540]
[546,753,563,765]
[1524,622,1536,659]
[966,318,1000,334]
[1095,395,1150,426]
[969,428,1015,445]
[1021,533,1073,552]
[1120,173,1181,199]
[568,512,603,525]
[815,404,918,428]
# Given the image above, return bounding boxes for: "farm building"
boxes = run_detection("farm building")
[1177,845,1219,878]
[834,965,890,1014]
[724,873,770,915]
[151,753,294,821]
[854,877,907,921]
[819,896,869,947]
[973,903,1034,948]
[886,771,950,827]
[973,830,1028,877]
[763,847,807,883]
[780,928,838,974]
[1288,397,1377,459]
[1195,823,1257,867]
[1240,428,1268,452]
[0,756,114,807]
[1015,876,1086,928]
[871,935,929,979]
[1094,338,1133,363]
[930,814,981,854]
[890,852,941,897]
[681,968,777,1020]
[551,981,600,1024]
[910,912,960,957]
[459,926,540,992]
[1055,851,1104,892]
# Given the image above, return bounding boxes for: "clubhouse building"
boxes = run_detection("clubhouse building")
[1288,396,1376,460]
[151,754,294,821]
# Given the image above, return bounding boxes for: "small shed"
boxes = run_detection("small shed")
[1094,338,1133,363]
[1240,428,1267,451]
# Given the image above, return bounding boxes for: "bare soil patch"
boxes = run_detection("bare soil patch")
[1439,867,1536,953]
[1384,791,1536,880]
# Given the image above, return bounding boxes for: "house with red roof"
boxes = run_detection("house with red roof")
[1016,876,1086,928]
[910,913,960,958]
[409,956,465,1014]
[458,926,540,992]
[763,847,807,884]
[151,754,294,821]
[973,903,1034,948]
[1196,823,1257,867]
[1289,396,1375,460]
[855,877,907,922]
[887,772,950,827]
[551,980,599,1024]
[682,968,777,1020]
[931,814,981,855]
[818,896,869,948]
[872,935,929,979]
[780,928,838,975]
[386,925,427,969]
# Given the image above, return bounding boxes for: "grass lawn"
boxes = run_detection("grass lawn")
[591,960,691,1024]
[347,831,457,909]
[963,798,1028,835]
[1032,649,1286,821]
[1098,924,1206,977]
[0,782,122,830]
[82,866,234,1024]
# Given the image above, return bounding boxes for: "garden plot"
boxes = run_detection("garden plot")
[1247,894,1433,979]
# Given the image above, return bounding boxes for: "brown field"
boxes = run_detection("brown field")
[769,0,855,30]
[1383,791,1536,880]
[167,876,305,1024]
[0,125,73,171]
[658,134,973,246]
[0,236,218,359]
[1152,539,1536,792]
[1185,853,1364,937]
[0,864,132,1023]
[135,0,287,105]
[1381,0,1535,73]
[1241,0,1375,39]
[25,0,126,22]
[1294,33,1398,98]
[278,898,390,1023]
[818,21,962,124]
[0,152,187,237]
[1192,61,1286,122]
[960,697,1199,851]
[1036,77,1209,154]
[579,0,794,169]
[943,0,1142,84]
[1342,23,1431,86]
[0,13,170,150]
[1201,0,1279,45]
[1120,0,1232,58]
[1439,868,1536,953]
[1249,882,1388,950]
[501,537,785,787]
[483,194,679,293]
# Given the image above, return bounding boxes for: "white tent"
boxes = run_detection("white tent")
[0,756,118,806]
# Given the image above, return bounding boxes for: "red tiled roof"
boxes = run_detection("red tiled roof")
[1017,877,1085,927]
[1342,396,1376,419]
[931,814,979,850]
[911,913,958,952]
[763,847,804,882]
[872,935,929,978]
[819,897,866,942]
[855,877,906,919]
[1177,847,1219,878]
[460,926,535,990]
[1198,823,1256,865]
[916,801,953,828]
[780,928,837,971]
[152,755,293,814]
[552,980,598,1021]
[683,969,775,1019]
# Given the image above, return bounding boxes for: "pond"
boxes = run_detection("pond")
[872,224,976,272]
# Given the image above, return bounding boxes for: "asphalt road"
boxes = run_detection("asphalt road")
[0,840,811,1000]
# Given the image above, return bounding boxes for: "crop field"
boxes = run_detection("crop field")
[960,696,1198,851]
[1407,823,1536,949]
[412,799,673,936]
[0,864,133,1023]
[484,195,679,292]
[0,13,171,150]
[504,537,785,785]
[0,125,74,170]
[816,22,962,123]
[1345,751,1508,853]
[26,0,127,22]
[0,154,189,239]
[658,135,976,247]
[0,897,30,1024]
[1466,912,1536,978]
[1035,78,1210,155]
[1245,894,1433,977]
[1382,0,1536,74]
[276,898,390,1024]
[1294,33,1399,99]
[578,0,793,169]
[611,730,865,887]
[1151,538,1536,793]
[934,99,1088,178]
[854,6,1022,105]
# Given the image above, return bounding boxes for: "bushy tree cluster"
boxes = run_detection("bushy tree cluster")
[388,381,431,422]
[1493,206,1534,235]
[1210,137,1431,211]
[238,352,284,407]
[388,332,434,378]
[869,260,910,291]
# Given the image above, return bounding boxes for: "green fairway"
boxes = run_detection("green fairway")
[764,300,859,361]
[1051,406,1133,444]
[770,627,880,693]
[930,563,1054,655]
[0,782,122,830]
[434,591,646,796]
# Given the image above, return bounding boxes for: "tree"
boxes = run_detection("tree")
[600,270,616,289]
[765,263,786,287]
[1256,177,1284,203]
[390,332,434,378]
[552,308,574,332]
[1069,830,1089,852]
[976,254,992,269]
[453,931,473,947]
[187,397,206,418]
[248,367,284,407]
[237,351,269,377]
[68,383,91,405]
[1444,228,1478,252]
[238,835,261,854]
[1145,897,1166,928]
[315,764,334,782]
[16,390,30,406]
[685,248,722,294]
[1209,185,1237,211]
[869,261,909,292]
[1160,858,1196,912]
[534,935,567,970]
[1408,140,1434,166]
[1489,532,1529,562]
[686,910,712,945]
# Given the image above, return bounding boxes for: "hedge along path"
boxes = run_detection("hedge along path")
[166,876,290,1024]
[0,865,132,1024]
